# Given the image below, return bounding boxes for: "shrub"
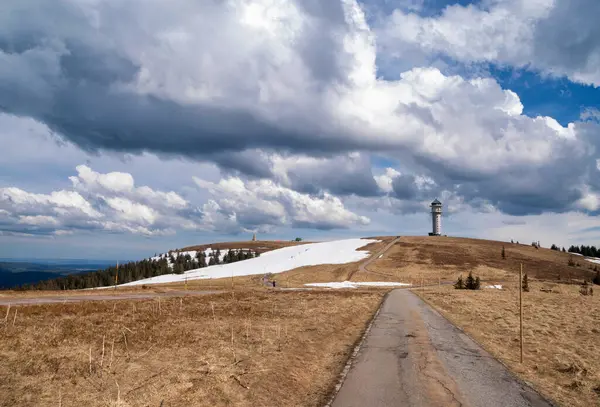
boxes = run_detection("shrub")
[454,275,464,290]
[501,246,506,259]
[568,256,576,267]
[580,281,592,296]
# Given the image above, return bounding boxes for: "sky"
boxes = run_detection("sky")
[1,0,600,260]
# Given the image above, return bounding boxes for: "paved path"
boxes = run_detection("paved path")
[332,289,553,407]
[0,290,221,306]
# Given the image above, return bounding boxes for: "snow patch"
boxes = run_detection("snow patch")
[485,285,503,290]
[120,239,379,287]
[303,281,411,289]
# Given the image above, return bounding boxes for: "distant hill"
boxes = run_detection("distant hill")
[0,260,117,289]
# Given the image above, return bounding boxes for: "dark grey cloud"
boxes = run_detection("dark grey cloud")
[391,174,420,199]
[532,0,600,82]
[0,0,365,163]
[284,159,382,197]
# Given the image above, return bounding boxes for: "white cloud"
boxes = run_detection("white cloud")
[0,167,191,236]
[374,168,401,193]
[18,215,59,226]
[193,175,370,231]
[379,0,600,86]
[0,164,370,236]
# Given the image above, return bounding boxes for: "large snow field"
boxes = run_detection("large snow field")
[120,238,379,287]
[303,281,411,289]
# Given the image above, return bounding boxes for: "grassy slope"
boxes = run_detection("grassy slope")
[0,290,384,407]
[364,236,596,284]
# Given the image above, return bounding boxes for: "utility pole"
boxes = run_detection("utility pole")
[519,263,524,363]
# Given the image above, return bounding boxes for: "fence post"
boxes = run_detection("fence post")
[519,263,523,363]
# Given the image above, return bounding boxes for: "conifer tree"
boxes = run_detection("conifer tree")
[465,271,476,289]
[454,275,464,289]
[522,273,529,292]
[593,270,600,286]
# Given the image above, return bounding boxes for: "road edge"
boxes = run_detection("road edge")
[323,290,390,407]
[412,289,560,407]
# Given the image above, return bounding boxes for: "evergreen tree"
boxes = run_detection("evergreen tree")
[501,246,506,259]
[465,271,476,289]
[474,276,481,290]
[522,273,529,292]
[593,270,600,286]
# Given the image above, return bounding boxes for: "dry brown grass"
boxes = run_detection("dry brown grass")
[366,236,596,284]
[0,290,383,407]
[416,281,600,407]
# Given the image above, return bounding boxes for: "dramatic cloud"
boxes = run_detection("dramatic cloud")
[1,0,600,253]
[379,0,600,86]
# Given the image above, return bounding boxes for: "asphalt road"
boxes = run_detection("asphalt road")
[331,289,553,407]
[0,290,221,306]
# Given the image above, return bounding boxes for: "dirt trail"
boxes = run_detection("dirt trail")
[349,236,402,279]
[331,289,553,407]
[0,290,221,306]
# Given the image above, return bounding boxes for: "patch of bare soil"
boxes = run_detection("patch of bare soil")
[416,281,600,407]
[0,290,383,407]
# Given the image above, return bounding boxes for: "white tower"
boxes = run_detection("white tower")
[429,199,442,236]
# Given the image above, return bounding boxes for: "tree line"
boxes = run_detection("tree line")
[565,245,600,258]
[14,248,259,291]
[548,243,600,258]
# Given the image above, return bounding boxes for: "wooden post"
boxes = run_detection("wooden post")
[114,261,119,290]
[519,263,523,363]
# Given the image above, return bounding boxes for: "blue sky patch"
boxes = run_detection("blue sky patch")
[490,65,600,126]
